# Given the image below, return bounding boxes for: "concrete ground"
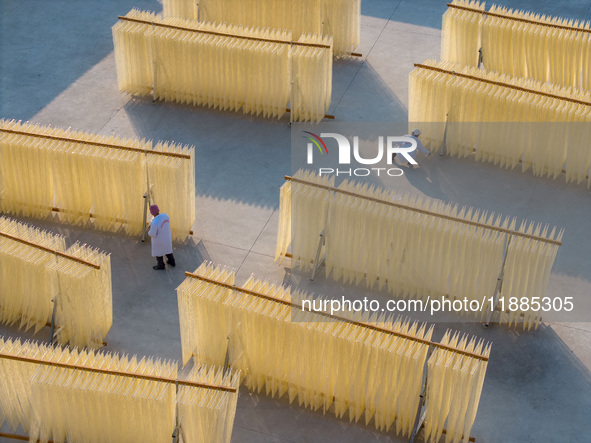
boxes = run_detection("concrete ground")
[1,0,590,442]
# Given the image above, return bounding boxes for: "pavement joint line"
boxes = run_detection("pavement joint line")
[243,249,275,259]
[236,208,276,274]
[548,322,591,334]
[197,238,275,260]
[69,76,108,88]
[389,29,443,37]
[331,2,402,116]
[96,96,132,136]
[199,239,252,254]
[232,424,296,443]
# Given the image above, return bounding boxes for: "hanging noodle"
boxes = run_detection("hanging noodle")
[0,217,112,347]
[0,119,195,239]
[290,33,334,123]
[177,262,491,441]
[441,1,485,67]
[45,242,112,348]
[0,217,65,334]
[112,9,333,123]
[274,170,334,266]
[275,172,563,330]
[0,337,239,443]
[409,60,591,186]
[176,365,240,443]
[424,331,491,443]
[29,355,177,443]
[163,0,198,20]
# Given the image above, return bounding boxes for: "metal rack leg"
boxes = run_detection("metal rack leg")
[483,234,511,328]
[410,345,433,443]
[310,230,326,281]
[49,297,57,344]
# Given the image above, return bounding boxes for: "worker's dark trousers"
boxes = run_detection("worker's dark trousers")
[156,254,175,268]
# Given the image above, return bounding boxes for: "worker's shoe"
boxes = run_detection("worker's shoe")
[166,254,176,267]
[153,265,165,270]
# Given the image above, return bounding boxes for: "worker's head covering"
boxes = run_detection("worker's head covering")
[149,205,160,216]
[411,129,421,137]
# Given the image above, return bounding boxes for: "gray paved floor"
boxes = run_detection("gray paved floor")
[1,1,590,442]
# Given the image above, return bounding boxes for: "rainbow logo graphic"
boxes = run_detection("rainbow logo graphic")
[303,131,328,155]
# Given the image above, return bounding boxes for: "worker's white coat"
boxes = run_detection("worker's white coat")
[406,134,430,160]
[148,213,173,257]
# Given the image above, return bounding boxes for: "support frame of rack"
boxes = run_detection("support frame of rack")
[483,234,511,327]
[310,229,326,281]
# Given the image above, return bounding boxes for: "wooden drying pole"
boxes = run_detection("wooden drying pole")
[0,351,237,393]
[184,271,490,362]
[413,63,591,108]
[0,127,191,159]
[284,175,562,246]
[117,16,363,57]
[0,432,55,443]
[446,3,591,34]
[0,231,102,269]
[118,15,332,49]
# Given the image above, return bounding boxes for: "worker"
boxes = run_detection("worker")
[148,205,176,270]
[392,129,431,167]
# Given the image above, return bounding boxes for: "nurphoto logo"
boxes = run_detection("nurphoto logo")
[303,131,419,177]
